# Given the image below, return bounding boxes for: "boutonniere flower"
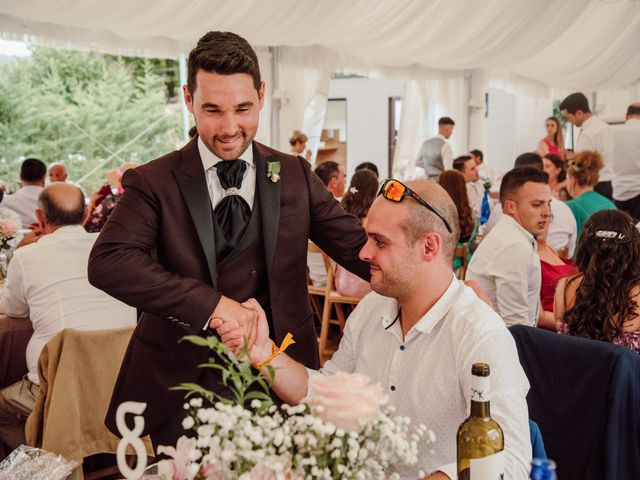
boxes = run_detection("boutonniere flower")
[267,161,281,183]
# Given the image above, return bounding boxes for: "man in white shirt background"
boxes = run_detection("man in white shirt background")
[213,179,532,480]
[468,166,552,327]
[0,158,46,228]
[0,183,136,451]
[612,103,640,221]
[560,92,615,199]
[417,117,455,180]
[453,155,483,215]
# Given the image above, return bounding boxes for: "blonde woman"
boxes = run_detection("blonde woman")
[537,116,565,160]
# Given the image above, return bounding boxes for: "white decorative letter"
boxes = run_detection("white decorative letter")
[116,401,148,479]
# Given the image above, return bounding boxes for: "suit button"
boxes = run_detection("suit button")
[208,356,216,364]
[250,270,257,278]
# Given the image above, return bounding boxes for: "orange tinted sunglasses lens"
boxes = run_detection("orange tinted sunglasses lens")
[384,180,405,201]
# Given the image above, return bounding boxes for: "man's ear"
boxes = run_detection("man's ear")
[502,199,516,216]
[183,84,194,113]
[422,232,441,260]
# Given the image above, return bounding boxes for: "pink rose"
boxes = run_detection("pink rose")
[0,218,18,238]
[306,372,387,432]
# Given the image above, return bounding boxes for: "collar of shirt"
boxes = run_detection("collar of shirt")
[436,133,448,142]
[198,136,255,171]
[37,225,88,246]
[501,214,536,246]
[380,273,460,340]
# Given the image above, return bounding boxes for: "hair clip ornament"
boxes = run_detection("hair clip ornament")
[349,186,358,194]
[595,230,627,241]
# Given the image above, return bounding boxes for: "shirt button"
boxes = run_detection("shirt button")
[400,345,405,351]
[250,270,257,277]
[390,385,396,391]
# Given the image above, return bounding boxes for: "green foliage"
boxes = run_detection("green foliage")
[171,335,275,414]
[553,100,567,129]
[0,47,183,194]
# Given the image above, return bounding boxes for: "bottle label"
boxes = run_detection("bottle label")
[469,450,504,479]
[470,375,490,402]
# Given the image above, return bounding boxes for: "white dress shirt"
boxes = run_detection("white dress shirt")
[468,215,541,327]
[437,134,454,171]
[318,276,531,479]
[577,115,614,182]
[0,225,136,384]
[481,199,575,256]
[198,136,256,210]
[612,118,640,201]
[0,185,43,228]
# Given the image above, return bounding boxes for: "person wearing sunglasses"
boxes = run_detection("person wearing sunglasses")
[212,178,531,480]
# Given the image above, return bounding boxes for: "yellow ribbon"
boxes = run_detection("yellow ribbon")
[253,333,295,369]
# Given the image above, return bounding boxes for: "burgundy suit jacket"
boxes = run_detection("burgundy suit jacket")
[88,139,369,436]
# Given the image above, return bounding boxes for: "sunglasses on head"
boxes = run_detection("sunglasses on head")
[377,179,453,233]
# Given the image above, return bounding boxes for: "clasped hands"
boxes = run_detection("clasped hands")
[209,296,272,365]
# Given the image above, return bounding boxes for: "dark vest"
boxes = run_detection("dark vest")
[212,190,272,331]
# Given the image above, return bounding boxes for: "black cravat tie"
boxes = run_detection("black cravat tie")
[214,160,251,248]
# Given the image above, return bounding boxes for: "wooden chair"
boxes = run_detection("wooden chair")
[307,243,326,325]
[308,244,361,364]
[454,243,469,280]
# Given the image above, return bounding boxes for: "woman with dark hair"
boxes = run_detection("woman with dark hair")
[334,169,379,298]
[438,170,478,273]
[542,153,570,201]
[566,150,617,238]
[537,116,565,160]
[554,210,640,353]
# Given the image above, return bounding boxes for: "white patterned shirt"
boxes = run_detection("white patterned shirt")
[320,276,531,479]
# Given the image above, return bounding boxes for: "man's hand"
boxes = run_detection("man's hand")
[210,298,271,364]
[208,296,257,350]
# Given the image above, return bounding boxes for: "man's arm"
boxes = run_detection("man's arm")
[0,253,29,317]
[494,243,536,327]
[88,167,253,335]
[302,158,370,282]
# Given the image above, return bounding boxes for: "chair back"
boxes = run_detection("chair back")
[454,243,469,280]
[510,325,640,480]
[25,327,153,480]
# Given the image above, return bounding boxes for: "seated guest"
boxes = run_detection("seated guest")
[542,153,570,201]
[555,210,640,353]
[354,161,379,179]
[334,170,378,298]
[468,167,551,327]
[536,116,565,160]
[213,179,531,479]
[483,153,576,257]
[566,150,617,239]
[537,220,577,330]
[308,161,347,287]
[1,158,46,228]
[438,170,478,274]
[0,183,137,451]
[453,155,483,216]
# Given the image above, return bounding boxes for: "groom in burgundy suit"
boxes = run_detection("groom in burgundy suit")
[88,31,369,450]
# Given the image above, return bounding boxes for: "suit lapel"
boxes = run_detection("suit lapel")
[174,140,218,288]
[254,143,281,277]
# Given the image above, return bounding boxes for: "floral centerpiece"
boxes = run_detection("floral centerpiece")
[155,336,432,480]
[0,218,19,278]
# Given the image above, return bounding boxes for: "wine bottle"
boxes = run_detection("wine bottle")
[457,363,505,479]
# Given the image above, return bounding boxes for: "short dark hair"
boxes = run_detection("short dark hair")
[187,31,261,95]
[314,161,341,186]
[500,166,549,205]
[20,158,47,183]
[38,186,85,226]
[469,149,483,162]
[560,92,591,115]
[452,155,472,172]
[514,152,543,170]
[438,117,455,126]
[627,103,640,116]
[355,162,379,178]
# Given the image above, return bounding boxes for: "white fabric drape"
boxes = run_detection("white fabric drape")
[1,0,640,90]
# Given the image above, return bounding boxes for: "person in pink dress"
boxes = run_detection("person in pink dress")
[554,210,640,353]
[537,116,566,161]
[334,169,379,298]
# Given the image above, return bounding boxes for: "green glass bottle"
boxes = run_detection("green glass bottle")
[457,363,505,479]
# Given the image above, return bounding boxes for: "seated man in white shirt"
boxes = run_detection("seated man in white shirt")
[213,179,531,479]
[0,158,46,228]
[0,183,136,451]
[468,167,551,327]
